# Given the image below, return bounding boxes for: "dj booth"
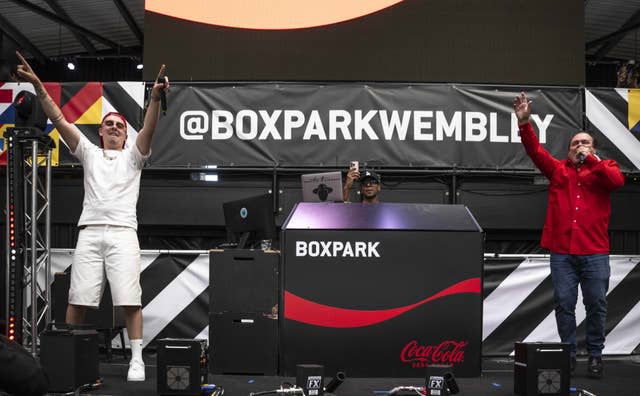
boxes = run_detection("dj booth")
[280,203,484,377]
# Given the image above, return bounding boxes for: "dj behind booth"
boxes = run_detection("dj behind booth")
[280,202,484,377]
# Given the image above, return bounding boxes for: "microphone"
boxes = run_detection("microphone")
[578,153,585,164]
[156,76,167,115]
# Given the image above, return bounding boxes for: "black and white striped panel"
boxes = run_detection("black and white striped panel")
[50,249,210,348]
[50,251,640,355]
[483,255,640,355]
[585,88,640,171]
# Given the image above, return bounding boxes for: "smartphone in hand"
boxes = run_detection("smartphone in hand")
[349,161,359,173]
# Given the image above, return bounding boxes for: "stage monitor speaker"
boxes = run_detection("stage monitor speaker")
[210,249,278,314]
[157,338,208,396]
[296,364,324,396]
[514,342,570,396]
[40,324,99,392]
[52,272,125,329]
[210,312,277,375]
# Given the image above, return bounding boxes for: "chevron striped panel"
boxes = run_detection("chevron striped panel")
[585,88,640,171]
[48,250,640,355]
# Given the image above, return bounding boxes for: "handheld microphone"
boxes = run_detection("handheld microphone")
[156,76,167,115]
[578,153,585,164]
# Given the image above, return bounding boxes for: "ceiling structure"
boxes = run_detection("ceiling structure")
[585,0,640,63]
[0,0,143,66]
[0,0,639,76]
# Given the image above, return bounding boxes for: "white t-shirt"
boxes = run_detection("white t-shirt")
[72,135,149,230]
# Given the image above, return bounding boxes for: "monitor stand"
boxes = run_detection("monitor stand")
[237,232,251,249]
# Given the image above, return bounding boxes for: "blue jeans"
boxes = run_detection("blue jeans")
[549,253,610,357]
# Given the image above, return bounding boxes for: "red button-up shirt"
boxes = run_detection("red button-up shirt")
[519,122,625,254]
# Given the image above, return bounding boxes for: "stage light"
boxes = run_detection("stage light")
[67,61,76,70]
[136,63,144,70]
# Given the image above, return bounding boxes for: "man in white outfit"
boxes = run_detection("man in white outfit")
[16,51,169,382]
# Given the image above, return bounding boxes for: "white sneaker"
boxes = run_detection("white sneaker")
[127,358,145,381]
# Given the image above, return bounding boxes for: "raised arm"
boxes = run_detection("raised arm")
[514,91,560,178]
[342,167,360,202]
[136,65,169,156]
[15,51,80,152]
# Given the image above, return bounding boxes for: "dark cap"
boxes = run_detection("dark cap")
[359,170,381,183]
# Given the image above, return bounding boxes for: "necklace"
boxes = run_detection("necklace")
[102,150,118,161]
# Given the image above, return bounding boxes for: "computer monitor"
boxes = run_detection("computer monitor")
[301,171,344,202]
[222,194,276,249]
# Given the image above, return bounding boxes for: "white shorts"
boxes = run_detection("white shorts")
[68,225,142,307]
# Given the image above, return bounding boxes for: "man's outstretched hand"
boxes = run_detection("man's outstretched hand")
[151,64,169,101]
[513,91,532,125]
[15,51,40,84]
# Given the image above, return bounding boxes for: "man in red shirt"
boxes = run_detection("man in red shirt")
[514,92,625,378]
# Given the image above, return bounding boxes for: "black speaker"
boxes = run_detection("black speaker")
[52,272,125,329]
[157,338,208,396]
[40,325,99,392]
[209,249,279,375]
[210,312,278,374]
[514,342,570,396]
[296,364,324,396]
[210,249,278,314]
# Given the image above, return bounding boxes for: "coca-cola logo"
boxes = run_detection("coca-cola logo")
[400,340,467,367]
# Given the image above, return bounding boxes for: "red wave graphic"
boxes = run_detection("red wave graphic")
[285,278,480,328]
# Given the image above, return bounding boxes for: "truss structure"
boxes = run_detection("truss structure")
[4,127,54,355]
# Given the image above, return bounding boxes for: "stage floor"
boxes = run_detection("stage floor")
[48,353,640,396]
